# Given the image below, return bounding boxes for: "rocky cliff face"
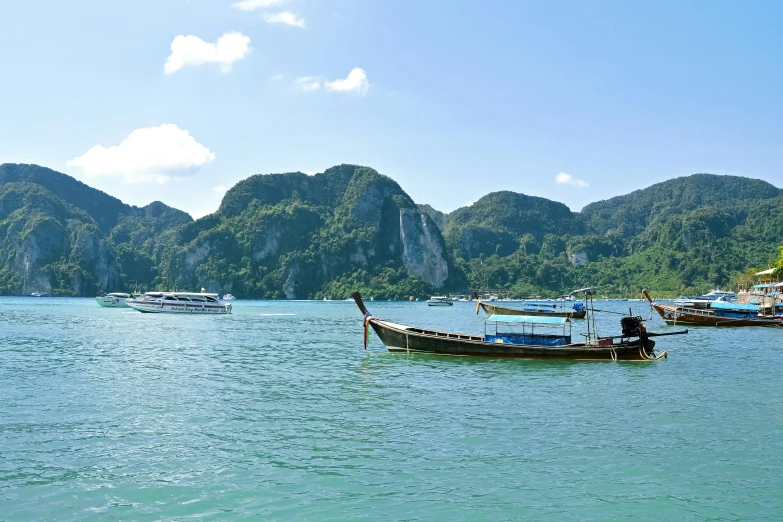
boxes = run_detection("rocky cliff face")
[567,250,590,266]
[12,218,68,294]
[6,162,778,298]
[158,164,454,298]
[0,164,191,296]
[400,209,449,287]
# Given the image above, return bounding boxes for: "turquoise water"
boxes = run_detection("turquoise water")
[1,297,782,520]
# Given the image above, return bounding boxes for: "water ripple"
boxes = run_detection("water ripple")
[1,298,782,519]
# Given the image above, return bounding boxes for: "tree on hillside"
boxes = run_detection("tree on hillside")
[775,246,783,277]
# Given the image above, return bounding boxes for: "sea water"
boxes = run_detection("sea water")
[1,297,781,520]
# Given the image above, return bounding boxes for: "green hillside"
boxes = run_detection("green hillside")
[0,163,780,298]
[157,165,453,299]
[0,164,191,296]
[444,174,783,297]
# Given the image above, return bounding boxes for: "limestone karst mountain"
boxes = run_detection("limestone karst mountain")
[1,163,781,297]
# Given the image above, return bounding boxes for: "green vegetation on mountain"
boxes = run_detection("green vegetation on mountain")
[0,163,192,296]
[156,165,453,299]
[444,174,783,297]
[1,163,781,298]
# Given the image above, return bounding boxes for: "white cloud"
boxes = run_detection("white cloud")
[295,76,320,92]
[67,124,215,183]
[213,185,227,193]
[164,32,251,74]
[555,172,589,187]
[271,73,284,81]
[264,11,305,28]
[325,67,369,94]
[231,0,290,10]
[304,171,317,176]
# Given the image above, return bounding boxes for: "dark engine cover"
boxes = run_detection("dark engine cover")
[621,316,642,337]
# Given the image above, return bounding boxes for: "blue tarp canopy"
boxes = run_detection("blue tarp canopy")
[711,301,760,311]
[753,284,775,289]
[486,314,568,325]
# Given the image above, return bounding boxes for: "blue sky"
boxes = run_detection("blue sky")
[1,0,782,218]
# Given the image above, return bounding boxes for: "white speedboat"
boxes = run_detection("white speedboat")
[222,294,236,301]
[95,292,131,308]
[126,292,232,314]
[426,296,453,306]
[30,292,50,297]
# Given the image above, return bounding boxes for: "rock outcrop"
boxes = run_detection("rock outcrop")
[400,209,448,288]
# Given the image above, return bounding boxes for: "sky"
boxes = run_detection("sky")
[1,0,782,218]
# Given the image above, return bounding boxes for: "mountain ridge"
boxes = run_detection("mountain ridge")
[1,162,781,297]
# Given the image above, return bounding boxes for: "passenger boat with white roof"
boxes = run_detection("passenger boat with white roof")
[126,292,232,314]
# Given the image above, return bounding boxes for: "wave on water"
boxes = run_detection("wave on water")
[258,313,296,316]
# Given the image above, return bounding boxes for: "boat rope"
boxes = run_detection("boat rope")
[363,312,374,350]
[637,337,667,361]
[610,346,617,362]
[639,346,667,360]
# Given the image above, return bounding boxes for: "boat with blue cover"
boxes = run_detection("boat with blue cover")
[644,289,783,327]
[353,292,681,361]
[473,291,587,319]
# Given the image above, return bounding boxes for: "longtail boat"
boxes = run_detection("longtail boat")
[354,292,682,361]
[473,292,587,319]
[643,289,783,327]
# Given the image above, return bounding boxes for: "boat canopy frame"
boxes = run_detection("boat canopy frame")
[484,314,573,339]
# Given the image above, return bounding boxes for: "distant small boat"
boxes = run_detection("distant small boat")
[426,296,453,306]
[30,292,50,297]
[222,294,236,301]
[95,292,131,308]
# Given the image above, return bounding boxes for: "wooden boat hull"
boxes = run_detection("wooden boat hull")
[642,290,782,327]
[479,301,587,319]
[650,302,781,327]
[368,319,655,361]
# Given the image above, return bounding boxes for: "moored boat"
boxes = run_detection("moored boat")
[473,291,586,318]
[643,289,782,327]
[126,292,232,314]
[426,296,453,307]
[95,292,131,308]
[354,292,680,361]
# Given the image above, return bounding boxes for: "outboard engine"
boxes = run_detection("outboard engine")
[621,316,643,338]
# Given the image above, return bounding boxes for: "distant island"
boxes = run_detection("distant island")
[1,162,782,298]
